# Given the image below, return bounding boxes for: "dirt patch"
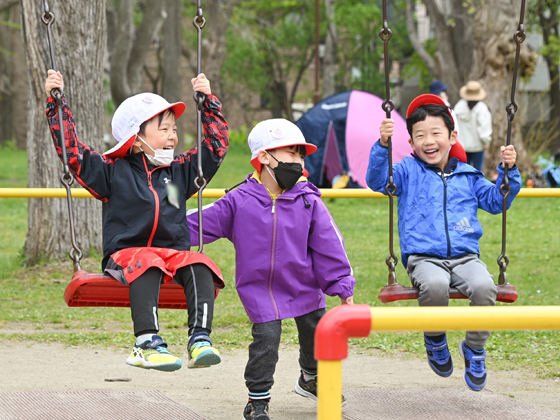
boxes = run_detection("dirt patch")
[1,344,558,420]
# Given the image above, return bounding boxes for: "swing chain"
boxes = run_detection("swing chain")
[497,0,526,282]
[42,0,83,272]
[380,0,399,284]
[193,0,206,254]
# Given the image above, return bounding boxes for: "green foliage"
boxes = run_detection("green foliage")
[220,0,414,105]
[541,34,560,71]
[1,147,560,377]
[402,38,438,92]
[222,0,316,106]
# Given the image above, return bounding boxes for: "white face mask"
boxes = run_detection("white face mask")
[137,135,174,166]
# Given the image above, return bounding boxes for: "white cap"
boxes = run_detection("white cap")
[105,92,186,159]
[248,118,317,171]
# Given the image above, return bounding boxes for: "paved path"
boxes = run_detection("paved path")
[1,345,559,419]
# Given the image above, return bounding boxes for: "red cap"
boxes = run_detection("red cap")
[406,93,451,118]
[407,94,466,163]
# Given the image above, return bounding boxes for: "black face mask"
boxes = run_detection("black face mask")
[268,153,303,190]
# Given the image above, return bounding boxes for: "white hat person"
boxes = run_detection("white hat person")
[105,93,186,159]
[248,118,317,171]
[459,81,487,102]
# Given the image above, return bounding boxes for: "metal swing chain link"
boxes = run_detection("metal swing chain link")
[380,0,398,286]
[42,0,83,271]
[497,0,526,285]
[193,1,207,253]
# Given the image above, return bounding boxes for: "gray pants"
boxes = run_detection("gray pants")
[244,308,326,394]
[407,254,497,350]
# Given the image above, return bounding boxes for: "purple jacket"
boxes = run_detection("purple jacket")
[188,176,355,323]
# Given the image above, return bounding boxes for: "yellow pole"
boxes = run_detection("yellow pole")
[317,360,342,420]
[369,306,560,332]
[316,305,560,420]
[0,187,558,199]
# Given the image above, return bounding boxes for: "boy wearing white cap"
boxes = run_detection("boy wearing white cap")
[45,70,228,372]
[187,118,355,420]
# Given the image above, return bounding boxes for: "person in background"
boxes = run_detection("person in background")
[454,81,492,171]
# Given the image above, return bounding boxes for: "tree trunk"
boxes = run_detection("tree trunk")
[470,0,536,174]
[182,1,240,99]
[322,0,337,98]
[11,3,29,150]
[537,1,560,154]
[21,0,105,265]
[107,0,165,108]
[422,0,474,106]
[162,0,183,151]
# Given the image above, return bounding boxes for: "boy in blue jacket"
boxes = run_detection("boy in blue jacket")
[187,119,355,420]
[366,94,521,392]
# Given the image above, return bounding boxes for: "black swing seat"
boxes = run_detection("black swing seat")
[64,271,190,309]
[378,283,518,304]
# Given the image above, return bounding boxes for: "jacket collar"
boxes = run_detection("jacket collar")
[235,173,321,204]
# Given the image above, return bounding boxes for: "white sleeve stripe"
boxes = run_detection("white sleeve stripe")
[330,219,354,276]
[186,202,215,216]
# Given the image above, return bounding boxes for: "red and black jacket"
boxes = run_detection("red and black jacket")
[46,95,229,270]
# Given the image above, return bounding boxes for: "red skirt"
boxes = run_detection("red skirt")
[104,247,225,289]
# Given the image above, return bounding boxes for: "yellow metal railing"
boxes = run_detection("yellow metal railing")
[0,187,559,198]
[315,305,560,420]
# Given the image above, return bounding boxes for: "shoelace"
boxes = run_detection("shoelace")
[469,352,486,374]
[431,343,449,361]
[191,340,211,349]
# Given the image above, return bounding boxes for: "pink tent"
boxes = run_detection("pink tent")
[296,90,411,188]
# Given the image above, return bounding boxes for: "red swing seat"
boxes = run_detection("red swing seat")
[64,270,219,309]
[378,283,518,304]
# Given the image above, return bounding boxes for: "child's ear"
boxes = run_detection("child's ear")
[408,138,414,148]
[132,135,142,148]
[450,130,458,145]
[257,150,270,166]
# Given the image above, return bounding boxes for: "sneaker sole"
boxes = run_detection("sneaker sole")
[458,340,487,392]
[126,357,182,372]
[294,381,347,406]
[187,349,221,368]
[294,380,318,402]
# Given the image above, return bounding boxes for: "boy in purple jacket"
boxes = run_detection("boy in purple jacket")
[187,119,355,420]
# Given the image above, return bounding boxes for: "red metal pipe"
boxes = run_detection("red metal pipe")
[315,304,372,360]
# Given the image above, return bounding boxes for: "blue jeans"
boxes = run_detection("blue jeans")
[466,151,485,171]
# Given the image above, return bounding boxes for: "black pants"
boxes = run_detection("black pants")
[129,264,215,337]
[244,308,326,394]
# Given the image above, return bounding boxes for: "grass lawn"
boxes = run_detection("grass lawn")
[1,142,559,378]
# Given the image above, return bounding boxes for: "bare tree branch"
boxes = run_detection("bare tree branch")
[128,2,165,92]
[405,0,437,75]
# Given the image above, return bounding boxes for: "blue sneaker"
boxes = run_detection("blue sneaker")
[459,340,487,391]
[424,334,453,377]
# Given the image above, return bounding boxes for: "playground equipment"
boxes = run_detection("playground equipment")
[41,0,214,309]
[376,0,526,304]
[1,187,558,199]
[315,304,560,420]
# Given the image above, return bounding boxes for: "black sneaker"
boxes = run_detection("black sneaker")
[294,372,346,404]
[294,373,317,401]
[243,400,270,420]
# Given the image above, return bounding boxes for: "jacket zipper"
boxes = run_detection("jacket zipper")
[144,157,160,247]
[442,175,451,258]
[267,198,280,319]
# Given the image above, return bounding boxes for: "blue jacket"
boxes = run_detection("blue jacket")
[187,176,355,323]
[366,141,522,268]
